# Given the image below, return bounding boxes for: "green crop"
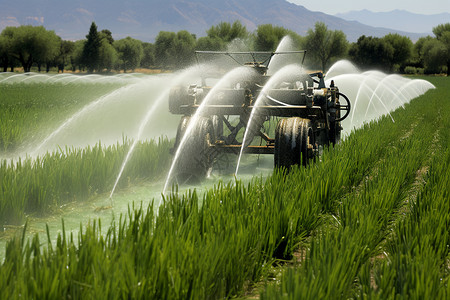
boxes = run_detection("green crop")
[0,138,172,226]
[0,77,448,299]
[261,76,450,299]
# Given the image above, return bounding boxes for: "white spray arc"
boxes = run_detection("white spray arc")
[325,61,435,132]
[235,35,303,176]
[162,66,257,194]
[29,74,183,157]
[31,83,139,157]
[109,66,206,198]
[234,64,305,176]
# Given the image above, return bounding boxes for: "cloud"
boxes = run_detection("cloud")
[76,8,94,16]
[25,16,44,24]
[0,16,20,28]
[117,11,140,25]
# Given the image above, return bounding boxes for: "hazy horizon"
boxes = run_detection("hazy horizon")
[288,0,450,15]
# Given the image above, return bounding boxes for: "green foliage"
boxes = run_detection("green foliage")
[383,33,413,70]
[55,39,75,72]
[0,25,60,72]
[432,23,450,40]
[140,42,155,68]
[155,31,196,69]
[261,76,449,299]
[70,40,85,72]
[2,21,450,74]
[0,34,12,71]
[0,138,172,226]
[422,39,447,73]
[100,29,114,45]
[0,78,447,299]
[413,36,434,66]
[174,30,196,68]
[195,36,224,51]
[98,38,118,72]
[254,24,290,51]
[404,66,424,75]
[432,23,450,74]
[349,35,394,71]
[155,31,178,68]
[305,22,348,71]
[206,21,249,43]
[82,22,101,73]
[114,37,143,72]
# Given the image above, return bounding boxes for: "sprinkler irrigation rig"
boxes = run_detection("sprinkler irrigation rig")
[168,51,351,181]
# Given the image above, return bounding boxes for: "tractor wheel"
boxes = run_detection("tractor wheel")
[173,116,216,183]
[173,116,191,151]
[274,117,315,169]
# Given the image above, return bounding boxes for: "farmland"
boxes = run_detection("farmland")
[0,76,449,299]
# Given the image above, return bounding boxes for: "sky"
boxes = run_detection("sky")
[287,0,450,15]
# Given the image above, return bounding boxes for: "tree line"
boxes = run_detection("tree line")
[0,21,449,74]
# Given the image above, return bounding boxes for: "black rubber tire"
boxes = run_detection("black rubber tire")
[274,117,315,169]
[173,117,216,183]
[173,116,191,151]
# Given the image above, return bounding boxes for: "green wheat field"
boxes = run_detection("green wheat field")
[0,76,449,299]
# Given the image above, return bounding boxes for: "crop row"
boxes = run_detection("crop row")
[261,77,449,298]
[0,138,172,226]
[0,113,393,298]
[0,77,447,298]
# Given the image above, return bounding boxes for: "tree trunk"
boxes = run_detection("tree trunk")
[1,57,8,72]
[19,53,33,72]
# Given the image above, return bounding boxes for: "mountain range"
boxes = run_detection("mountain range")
[336,9,450,34]
[0,0,440,42]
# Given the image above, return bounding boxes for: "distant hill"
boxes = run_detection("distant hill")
[336,9,450,35]
[0,0,427,42]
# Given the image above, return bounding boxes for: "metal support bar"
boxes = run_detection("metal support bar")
[212,144,274,155]
[178,105,325,118]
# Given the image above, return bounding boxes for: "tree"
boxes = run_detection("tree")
[82,22,101,73]
[55,39,74,73]
[206,21,249,44]
[140,42,155,68]
[422,39,447,73]
[413,36,434,68]
[432,23,450,74]
[70,40,85,72]
[100,29,114,45]
[155,30,197,69]
[254,24,304,51]
[1,25,59,72]
[114,37,143,72]
[349,35,394,71]
[0,34,12,72]
[98,39,117,72]
[155,31,178,69]
[305,22,348,71]
[432,23,450,40]
[174,30,196,68]
[383,33,413,71]
[196,36,224,51]
[254,24,289,51]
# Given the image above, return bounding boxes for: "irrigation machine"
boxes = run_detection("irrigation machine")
[169,51,351,181]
